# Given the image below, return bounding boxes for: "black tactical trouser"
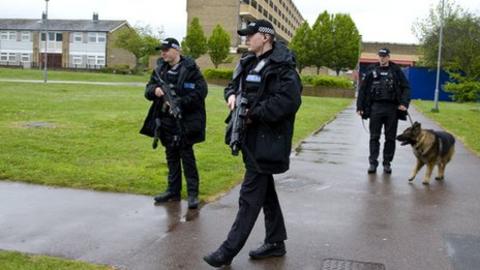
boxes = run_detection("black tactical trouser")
[369,102,399,166]
[165,143,199,197]
[219,170,287,258]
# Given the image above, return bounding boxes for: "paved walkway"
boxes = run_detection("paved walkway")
[1,105,480,270]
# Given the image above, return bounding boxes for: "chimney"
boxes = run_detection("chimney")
[92,13,99,23]
[42,12,47,20]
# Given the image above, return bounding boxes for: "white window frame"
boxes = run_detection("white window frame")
[8,53,17,61]
[88,33,97,43]
[21,32,31,41]
[97,33,106,43]
[73,32,83,43]
[21,54,30,63]
[72,55,82,65]
[8,31,16,40]
[96,55,105,65]
[1,32,9,40]
[0,52,7,61]
[87,55,96,65]
[88,32,106,43]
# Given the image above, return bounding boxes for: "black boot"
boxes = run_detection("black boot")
[249,241,286,260]
[154,191,180,203]
[203,249,232,267]
[367,164,377,174]
[188,196,199,209]
[383,163,392,174]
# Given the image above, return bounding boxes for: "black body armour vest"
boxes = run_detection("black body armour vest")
[371,66,396,102]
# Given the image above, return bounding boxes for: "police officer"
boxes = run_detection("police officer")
[356,48,411,174]
[140,38,207,209]
[203,20,302,267]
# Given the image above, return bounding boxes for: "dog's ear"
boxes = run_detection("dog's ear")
[413,121,421,129]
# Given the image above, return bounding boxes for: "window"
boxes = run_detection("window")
[263,9,268,17]
[87,55,96,65]
[0,32,7,40]
[96,56,105,65]
[73,32,82,43]
[258,5,262,12]
[8,31,16,40]
[21,32,30,41]
[88,32,106,43]
[0,53,7,61]
[72,55,82,65]
[251,0,257,8]
[8,53,16,61]
[97,33,106,43]
[42,32,62,41]
[21,54,30,63]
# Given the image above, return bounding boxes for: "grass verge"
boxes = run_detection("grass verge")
[0,67,148,83]
[0,82,351,199]
[0,250,113,270]
[413,100,480,155]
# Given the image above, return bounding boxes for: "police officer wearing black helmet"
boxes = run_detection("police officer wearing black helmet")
[140,38,207,209]
[356,48,411,174]
[203,20,302,267]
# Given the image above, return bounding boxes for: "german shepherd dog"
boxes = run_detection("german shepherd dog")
[396,122,455,185]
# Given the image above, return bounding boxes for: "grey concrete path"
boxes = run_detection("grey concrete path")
[0,78,144,86]
[1,104,480,270]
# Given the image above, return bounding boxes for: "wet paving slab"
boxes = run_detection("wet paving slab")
[1,104,480,270]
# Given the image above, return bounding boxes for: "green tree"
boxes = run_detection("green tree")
[330,14,361,76]
[413,0,480,101]
[207,24,231,68]
[289,22,313,73]
[114,25,161,69]
[311,11,334,74]
[182,17,208,59]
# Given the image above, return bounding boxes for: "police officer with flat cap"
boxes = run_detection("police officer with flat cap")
[203,19,302,267]
[140,38,207,209]
[356,48,411,174]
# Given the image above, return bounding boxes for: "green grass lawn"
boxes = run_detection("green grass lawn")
[414,100,480,155]
[0,250,112,270]
[0,82,351,200]
[0,67,148,83]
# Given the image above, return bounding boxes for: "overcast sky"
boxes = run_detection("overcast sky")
[1,0,479,44]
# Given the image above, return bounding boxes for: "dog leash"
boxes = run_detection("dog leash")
[360,109,414,134]
[406,110,414,126]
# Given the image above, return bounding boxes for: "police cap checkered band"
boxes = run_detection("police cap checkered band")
[258,26,275,35]
[237,19,275,36]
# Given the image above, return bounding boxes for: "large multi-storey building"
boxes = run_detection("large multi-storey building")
[0,14,135,69]
[187,0,305,51]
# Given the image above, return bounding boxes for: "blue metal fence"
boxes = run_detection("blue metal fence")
[403,67,453,101]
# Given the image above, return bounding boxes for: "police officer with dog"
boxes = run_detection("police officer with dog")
[356,48,411,174]
[140,38,207,209]
[203,19,302,267]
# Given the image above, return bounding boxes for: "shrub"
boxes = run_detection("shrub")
[203,68,233,80]
[100,64,132,75]
[444,81,480,102]
[301,74,353,89]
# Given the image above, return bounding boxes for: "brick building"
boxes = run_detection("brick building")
[0,14,135,69]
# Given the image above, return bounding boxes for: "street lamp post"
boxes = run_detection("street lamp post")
[43,0,49,83]
[432,0,444,112]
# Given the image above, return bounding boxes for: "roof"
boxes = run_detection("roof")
[0,19,128,32]
[360,52,420,66]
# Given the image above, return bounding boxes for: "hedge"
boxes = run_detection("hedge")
[203,69,353,89]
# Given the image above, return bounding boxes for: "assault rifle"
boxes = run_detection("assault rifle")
[151,69,183,149]
[228,91,249,156]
